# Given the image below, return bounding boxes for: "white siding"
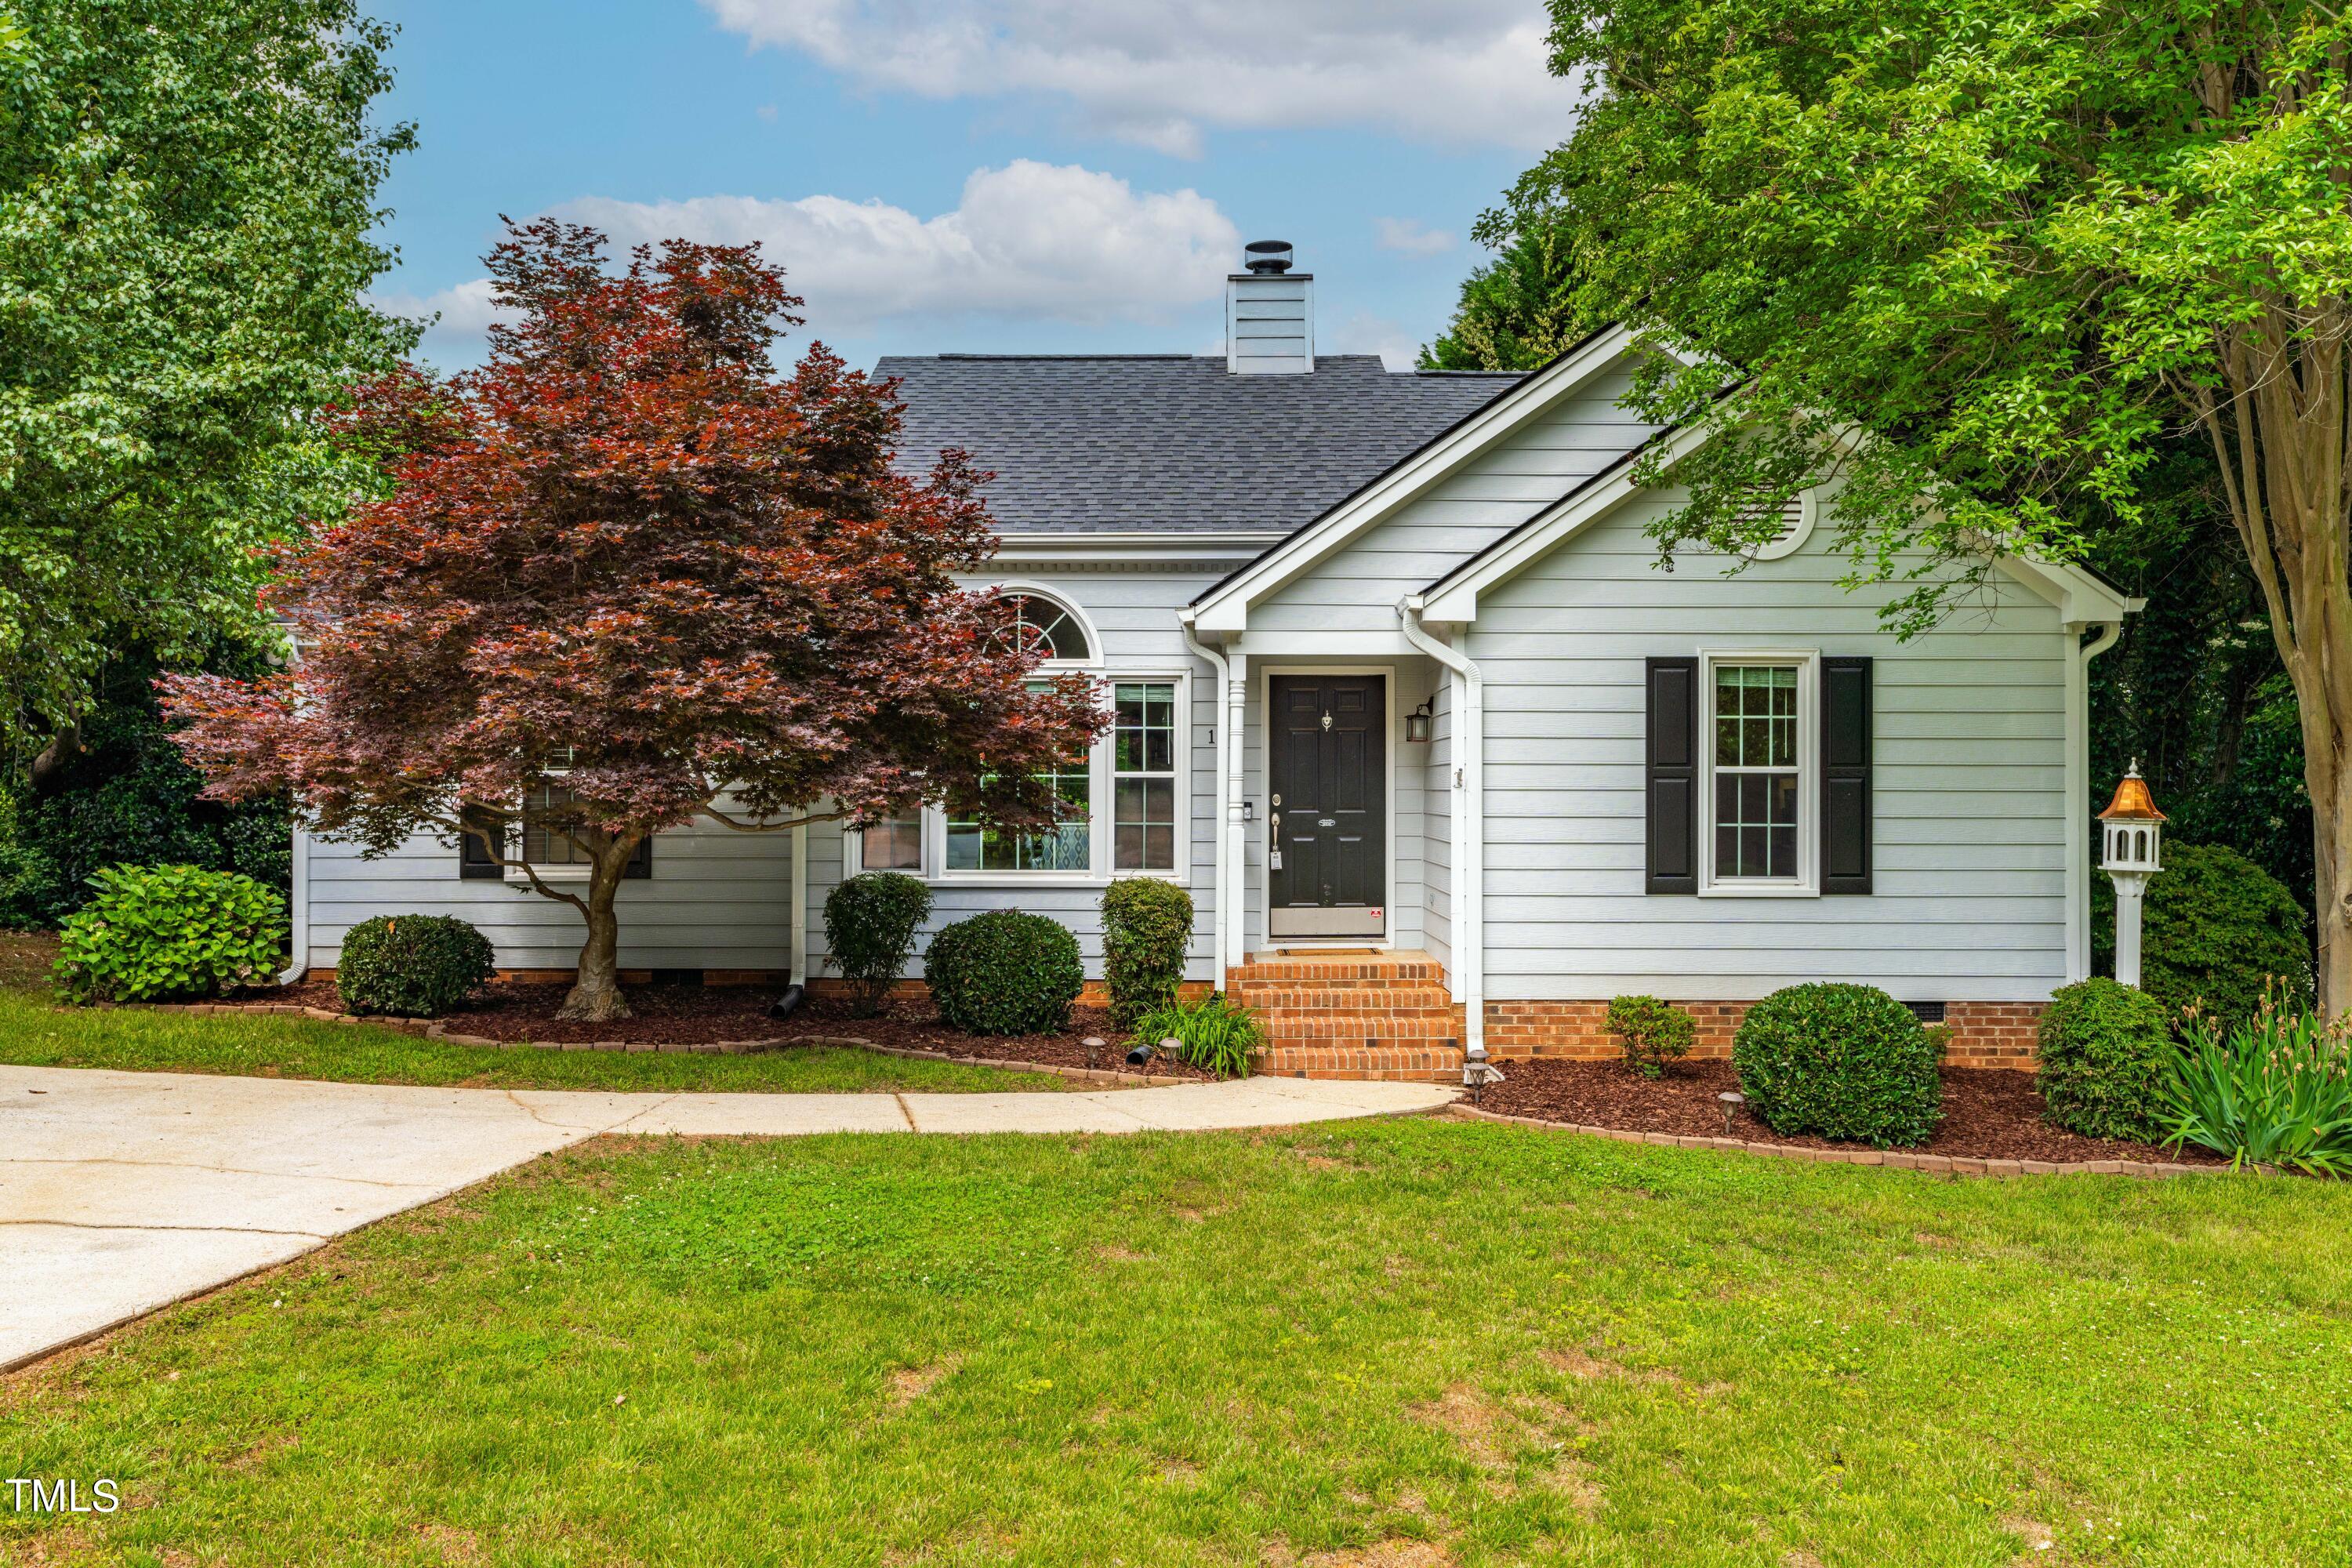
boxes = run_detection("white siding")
[305,810,795,973]
[1467,491,2071,1003]
[1247,362,1660,639]
[1421,676,1454,971]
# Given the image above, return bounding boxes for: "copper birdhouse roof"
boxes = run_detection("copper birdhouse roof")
[2098,762,2166,822]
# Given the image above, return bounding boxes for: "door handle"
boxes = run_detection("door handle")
[1317,818,1336,828]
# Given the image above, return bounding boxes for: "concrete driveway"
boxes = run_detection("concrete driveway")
[0,1064,1453,1372]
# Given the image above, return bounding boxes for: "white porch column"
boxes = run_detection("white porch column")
[1225,648,1249,974]
[1397,600,1488,1071]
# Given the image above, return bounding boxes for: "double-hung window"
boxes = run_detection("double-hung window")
[1112,680,1180,873]
[1701,654,1815,895]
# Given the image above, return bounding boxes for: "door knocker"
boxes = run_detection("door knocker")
[1321,711,1334,731]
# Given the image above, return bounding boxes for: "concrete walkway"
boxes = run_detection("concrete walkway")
[0,1064,1453,1371]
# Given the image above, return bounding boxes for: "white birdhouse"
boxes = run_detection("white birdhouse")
[2097,760,2166,988]
[2099,760,2164,873]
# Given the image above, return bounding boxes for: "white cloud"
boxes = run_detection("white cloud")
[557,160,1239,332]
[1374,216,1455,256]
[1334,310,1424,372]
[701,0,1579,156]
[371,277,507,335]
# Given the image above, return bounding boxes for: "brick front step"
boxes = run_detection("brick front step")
[1254,1046,1461,1083]
[1236,949,1463,1076]
[1232,951,1444,985]
[1235,985,1455,1013]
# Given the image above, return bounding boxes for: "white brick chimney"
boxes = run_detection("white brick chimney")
[1225,240,1313,375]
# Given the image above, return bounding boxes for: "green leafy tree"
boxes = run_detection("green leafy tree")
[1512,0,2352,1005]
[0,645,292,928]
[1418,223,1592,372]
[2086,443,2311,906]
[0,0,412,740]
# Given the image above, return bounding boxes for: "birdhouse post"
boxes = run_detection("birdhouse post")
[2097,760,2166,989]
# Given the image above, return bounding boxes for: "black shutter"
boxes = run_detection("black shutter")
[1646,656,1700,894]
[623,836,653,880]
[1820,655,1873,894]
[458,808,505,880]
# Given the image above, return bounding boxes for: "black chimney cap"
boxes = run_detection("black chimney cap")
[1243,239,1294,274]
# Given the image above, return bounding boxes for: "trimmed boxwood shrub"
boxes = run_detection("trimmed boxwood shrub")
[1732,982,1944,1147]
[2035,978,2173,1142]
[336,914,496,1018]
[825,872,933,1016]
[925,910,1085,1035]
[1102,878,1193,1026]
[2092,840,2311,1022]
[53,863,287,1004]
[1605,994,1694,1080]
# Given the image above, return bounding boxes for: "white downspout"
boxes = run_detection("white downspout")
[1178,612,1234,991]
[278,824,310,984]
[789,818,809,988]
[1398,597,1490,1075]
[2066,620,2123,983]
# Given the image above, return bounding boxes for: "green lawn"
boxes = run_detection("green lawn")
[7,1120,2347,1565]
[0,935,1058,1094]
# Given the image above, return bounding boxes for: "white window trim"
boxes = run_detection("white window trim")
[1108,672,1192,884]
[986,580,1104,668]
[924,668,1193,889]
[1697,648,1821,898]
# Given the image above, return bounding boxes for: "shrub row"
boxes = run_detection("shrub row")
[823,872,1197,1037]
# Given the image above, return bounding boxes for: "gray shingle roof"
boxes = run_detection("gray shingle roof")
[877,354,1524,534]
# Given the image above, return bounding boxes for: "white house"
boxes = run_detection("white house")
[289,243,2139,1080]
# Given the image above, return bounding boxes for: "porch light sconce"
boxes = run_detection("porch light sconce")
[2098,759,2166,989]
[1405,698,1435,744]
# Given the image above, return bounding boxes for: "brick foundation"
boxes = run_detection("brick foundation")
[1480,999,2046,1073]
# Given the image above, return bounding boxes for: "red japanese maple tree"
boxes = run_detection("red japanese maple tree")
[162,220,1104,1020]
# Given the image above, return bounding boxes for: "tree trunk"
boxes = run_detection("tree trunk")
[556,846,634,1022]
[2300,695,2352,1012]
[2195,300,2352,1014]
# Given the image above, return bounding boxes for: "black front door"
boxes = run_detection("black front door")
[1269,674,1386,938]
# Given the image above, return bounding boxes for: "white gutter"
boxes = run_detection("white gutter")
[2065,619,2124,983]
[1178,611,1236,989]
[1397,597,1489,1070]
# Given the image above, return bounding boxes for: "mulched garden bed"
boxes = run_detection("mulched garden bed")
[231,977,1217,1080]
[1479,1056,2226,1167]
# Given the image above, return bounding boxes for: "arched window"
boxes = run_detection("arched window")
[991,590,1094,663]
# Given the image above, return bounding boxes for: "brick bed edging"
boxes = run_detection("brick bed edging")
[1445,1103,2235,1179]
[133,1001,1193,1087]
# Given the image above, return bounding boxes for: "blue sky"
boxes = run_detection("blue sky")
[365,1,1581,373]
